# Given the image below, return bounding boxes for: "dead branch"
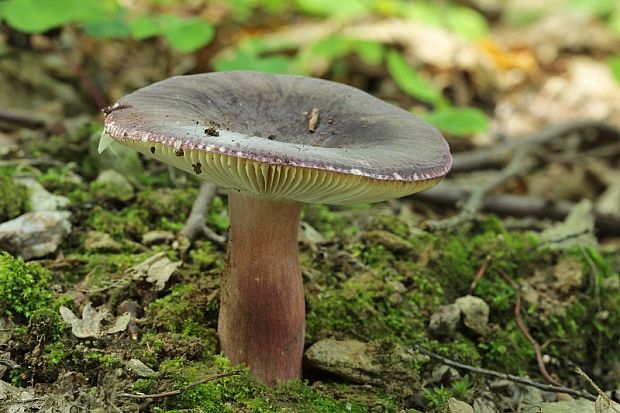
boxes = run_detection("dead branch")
[427,148,537,230]
[0,107,50,129]
[412,345,597,401]
[118,371,239,400]
[179,182,218,243]
[412,186,620,235]
[0,358,20,369]
[424,119,620,230]
[452,120,620,172]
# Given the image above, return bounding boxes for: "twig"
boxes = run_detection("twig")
[424,119,620,231]
[515,283,560,386]
[308,108,319,133]
[412,345,597,401]
[413,186,620,235]
[0,359,20,369]
[0,158,64,167]
[201,224,227,248]
[118,371,239,400]
[497,271,560,386]
[468,255,490,294]
[574,367,620,413]
[452,120,620,172]
[426,149,537,230]
[0,107,50,129]
[179,182,218,243]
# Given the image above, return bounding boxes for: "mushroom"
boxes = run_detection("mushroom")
[102,71,452,386]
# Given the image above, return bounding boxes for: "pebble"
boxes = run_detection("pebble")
[0,211,71,259]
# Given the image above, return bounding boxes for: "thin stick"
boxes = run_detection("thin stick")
[413,186,620,235]
[574,367,620,413]
[179,182,218,242]
[468,255,490,294]
[118,371,239,400]
[0,107,49,129]
[451,120,620,172]
[0,359,20,368]
[497,272,560,386]
[412,345,597,401]
[308,108,319,133]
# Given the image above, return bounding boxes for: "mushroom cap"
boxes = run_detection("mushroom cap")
[103,71,451,204]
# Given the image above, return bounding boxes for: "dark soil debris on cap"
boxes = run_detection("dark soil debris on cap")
[192,162,202,174]
[268,134,277,140]
[150,146,155,154]
[175,148,184,157]
[205,126,219,137]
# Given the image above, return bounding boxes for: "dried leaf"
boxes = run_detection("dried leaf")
[131,252,181,291]
[60,304,129,338]
[448,397,475,413]
[106,312,131,335]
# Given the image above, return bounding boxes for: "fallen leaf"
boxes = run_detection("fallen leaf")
[60,304,129,338]
[131,252,181,291]
[448,397,475,413]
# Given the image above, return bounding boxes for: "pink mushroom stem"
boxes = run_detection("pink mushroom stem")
[218,191,305,385]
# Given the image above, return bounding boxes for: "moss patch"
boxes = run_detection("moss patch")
[0,167,28,222]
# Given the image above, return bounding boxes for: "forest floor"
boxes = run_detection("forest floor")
[2,2,620,412]
[1,112,619,413]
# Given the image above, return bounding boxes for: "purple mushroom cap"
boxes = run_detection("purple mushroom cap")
[103,71,452,204]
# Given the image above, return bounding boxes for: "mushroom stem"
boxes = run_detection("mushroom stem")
[219,191,305,386]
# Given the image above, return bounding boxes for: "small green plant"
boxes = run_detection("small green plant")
[423,386,452,409]
[450,375,473,399]
[0,252,53,319]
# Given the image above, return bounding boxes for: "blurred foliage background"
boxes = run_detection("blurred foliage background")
[1,0,619,140]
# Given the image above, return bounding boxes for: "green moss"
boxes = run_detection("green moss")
[38,164,85,194]
[303,204,359,240]
[207,195,230,232]
[90,178,133,202]
[368,214,411,239]
[189,241,224,271]
[136,186,197,232]
[30,123,105,179]
[478,321,534,374]
[45,342,70,366]
[86,205,149,239]
[70,251,155,289]
[84,351,122,369]
[0,252,53,318]
[0,168,28,222]
[147,284,218,338]
[154,357,376,413]
[306,262,443,342]
[28,306,67,341]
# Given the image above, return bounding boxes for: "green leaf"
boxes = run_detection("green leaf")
[128,16,164,39]
[398,2,487,40]
[386,49,446,106]
[608,55,620,84]
[214,49,293,74]
[163,18,214,53]
[352,40,384,66]
[446,7,488,40]
[84,17,131,39]
[3,0,108,32]
[295,0,369,19]
[424,107,489,137]
[610,10,620,38]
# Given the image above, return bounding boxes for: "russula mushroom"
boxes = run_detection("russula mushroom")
[102,71,452,385]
